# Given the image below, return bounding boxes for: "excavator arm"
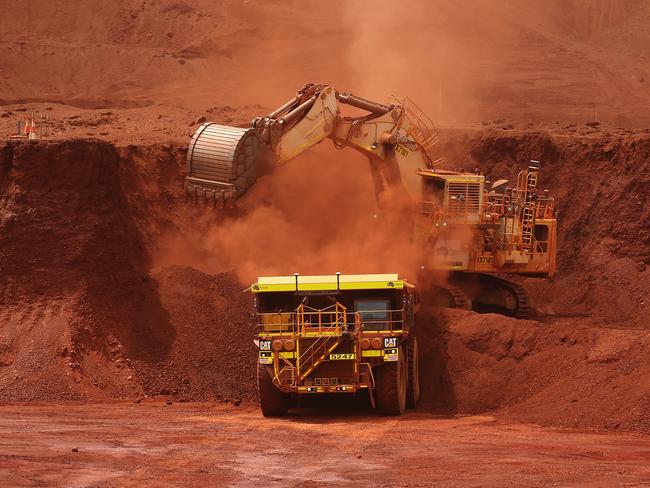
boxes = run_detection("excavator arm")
[185,83,439,205]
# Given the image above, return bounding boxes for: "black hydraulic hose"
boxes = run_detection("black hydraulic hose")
[267,95,300,119]
[279,95,317,128]
[338,93,393,115]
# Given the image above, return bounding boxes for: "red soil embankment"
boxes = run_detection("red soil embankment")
[0,139,254,402]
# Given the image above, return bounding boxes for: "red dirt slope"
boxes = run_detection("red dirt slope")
[0,139,256,402]
[1,1,650,126]
[417,308,650,433]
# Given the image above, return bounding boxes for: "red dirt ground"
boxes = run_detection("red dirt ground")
[1,402,650,487]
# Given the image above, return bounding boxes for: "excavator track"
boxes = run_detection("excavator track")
[477,274,532,319]
[428,274,530,319]
[448,285,471,310]
[427,284,471,310]
[449,273,532,319]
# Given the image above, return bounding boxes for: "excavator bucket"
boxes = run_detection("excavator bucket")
[185,123,270,205]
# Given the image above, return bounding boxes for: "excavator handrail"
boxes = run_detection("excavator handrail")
[389,95,439,152]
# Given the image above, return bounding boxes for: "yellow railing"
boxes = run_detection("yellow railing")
[345,310,404,332]
[389,95,440,152]
[258,312,296,334]
[536,196,555,219]
[257,306,405,334]
[297,302,346,335]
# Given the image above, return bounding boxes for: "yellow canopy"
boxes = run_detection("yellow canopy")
[250,273,408,293]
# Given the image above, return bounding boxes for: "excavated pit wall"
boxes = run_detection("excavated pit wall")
[0,132,648,433]
[0,139,256,403]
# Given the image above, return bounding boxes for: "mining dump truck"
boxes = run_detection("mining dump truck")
[249,273,420,416]
[187,83,557,318]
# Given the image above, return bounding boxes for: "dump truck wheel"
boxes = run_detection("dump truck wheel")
[257,364,289,417]
[406,335,420,409]
[374,347,407,415]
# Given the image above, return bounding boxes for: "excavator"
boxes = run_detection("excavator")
[185,83,557,317]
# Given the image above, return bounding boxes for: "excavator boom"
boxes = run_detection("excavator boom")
[185,83,437,205]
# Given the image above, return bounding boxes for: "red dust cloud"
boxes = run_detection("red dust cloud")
[155,144,423,284]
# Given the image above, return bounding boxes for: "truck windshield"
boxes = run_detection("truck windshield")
[355,299,390,330]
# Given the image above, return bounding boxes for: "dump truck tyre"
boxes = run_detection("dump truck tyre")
[374,347,407,415]
[257,364,289,417]
[406,335,420,409]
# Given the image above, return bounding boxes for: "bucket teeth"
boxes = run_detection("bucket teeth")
[185,181,236,209]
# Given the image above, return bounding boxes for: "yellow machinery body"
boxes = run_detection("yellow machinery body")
[251,274,421,416]
[417,162,557,278]
[252,274,416,394]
